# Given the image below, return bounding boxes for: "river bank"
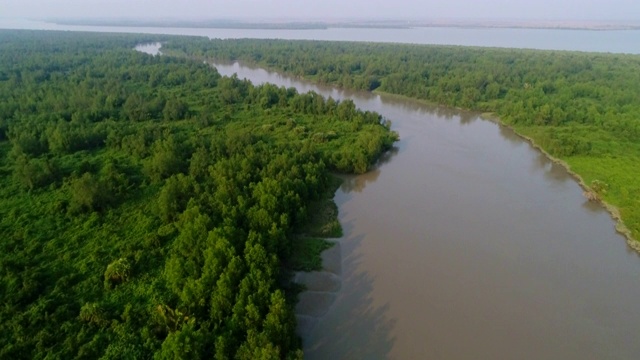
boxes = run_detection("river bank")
[206,62,640,253]
[309,85,639,252]
[204,56,639,251]
[479,112,638,252]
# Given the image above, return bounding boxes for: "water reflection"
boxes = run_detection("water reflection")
[532,153,572,185]
[435,106,457,121]
[498,124,525,147]
[458,112,478,126]
[303,227,396,359]
[377,145,401,167]
[305,270,396,360]
[338,146,400,194]
[339,171,381,194]
[581,199,605,213]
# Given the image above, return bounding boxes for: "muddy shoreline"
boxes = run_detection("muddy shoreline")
[479,112,638,253]
[293,240,343,340]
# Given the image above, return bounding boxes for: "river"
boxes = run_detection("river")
[4,18,640,54]
[203,61,640,359]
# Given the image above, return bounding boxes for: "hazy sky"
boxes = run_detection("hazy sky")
[1,0,639,21]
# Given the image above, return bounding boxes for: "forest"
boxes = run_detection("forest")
[161,38,640,244]
[0,30,397,359]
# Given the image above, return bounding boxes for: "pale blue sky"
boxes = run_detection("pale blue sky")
[1,0,639,20]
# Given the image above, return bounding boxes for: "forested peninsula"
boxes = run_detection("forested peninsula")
[0,31,397,359]
[162,39,640,247]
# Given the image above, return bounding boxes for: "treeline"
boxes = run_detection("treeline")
[0,30,396,359]
[162,38,640,242]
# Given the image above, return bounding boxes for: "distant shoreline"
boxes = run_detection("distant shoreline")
[47,18,640,31]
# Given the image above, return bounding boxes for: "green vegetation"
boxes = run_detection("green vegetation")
[288,238,335,272]
[287,176,341,272]
[162,38,640,244]
[0,30,396,359]
[297,176,344,238]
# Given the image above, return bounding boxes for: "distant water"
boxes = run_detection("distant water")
[2,18,640,54]
[134,43,162,56]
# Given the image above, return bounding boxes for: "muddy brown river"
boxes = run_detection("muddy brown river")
[210,62,640,359]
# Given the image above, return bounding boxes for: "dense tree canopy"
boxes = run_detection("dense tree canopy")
[0,30,396,359]
[162,38,640,242]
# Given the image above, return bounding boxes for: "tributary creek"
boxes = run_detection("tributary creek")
[209,61,640,360]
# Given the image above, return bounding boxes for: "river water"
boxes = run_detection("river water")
[206,62,640,359]
[4,18,640,54]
